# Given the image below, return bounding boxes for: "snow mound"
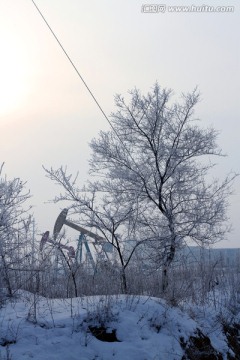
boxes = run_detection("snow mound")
[0,291,237,359]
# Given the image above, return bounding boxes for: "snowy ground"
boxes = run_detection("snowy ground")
[0,291,237,359]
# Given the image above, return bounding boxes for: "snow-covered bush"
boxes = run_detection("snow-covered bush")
[0,164,32,298]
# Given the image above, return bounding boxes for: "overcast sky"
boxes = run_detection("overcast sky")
[0,0,239,247]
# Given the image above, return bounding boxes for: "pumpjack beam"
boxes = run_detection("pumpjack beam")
[53,208,104,242]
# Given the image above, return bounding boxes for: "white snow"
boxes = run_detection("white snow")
[0,291,233,359]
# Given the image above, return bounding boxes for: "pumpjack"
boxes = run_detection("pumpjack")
[40,208,112,270]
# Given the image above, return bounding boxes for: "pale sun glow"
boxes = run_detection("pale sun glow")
[0,37,29,118]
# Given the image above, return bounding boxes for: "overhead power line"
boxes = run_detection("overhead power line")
[30,1,146,182]
[31,0,113,130]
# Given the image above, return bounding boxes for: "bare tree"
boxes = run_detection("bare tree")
[45,83,236,294]
[0,164,32,297]
[88,83,236,291]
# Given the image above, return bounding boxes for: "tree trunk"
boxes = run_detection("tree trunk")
[121,268,128,293]
[162,244,175,293]
[1,255,12,297]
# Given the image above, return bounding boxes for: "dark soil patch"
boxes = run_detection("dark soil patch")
[89,326,121,342]
[223,322,240,360]
[180,328,223,360]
